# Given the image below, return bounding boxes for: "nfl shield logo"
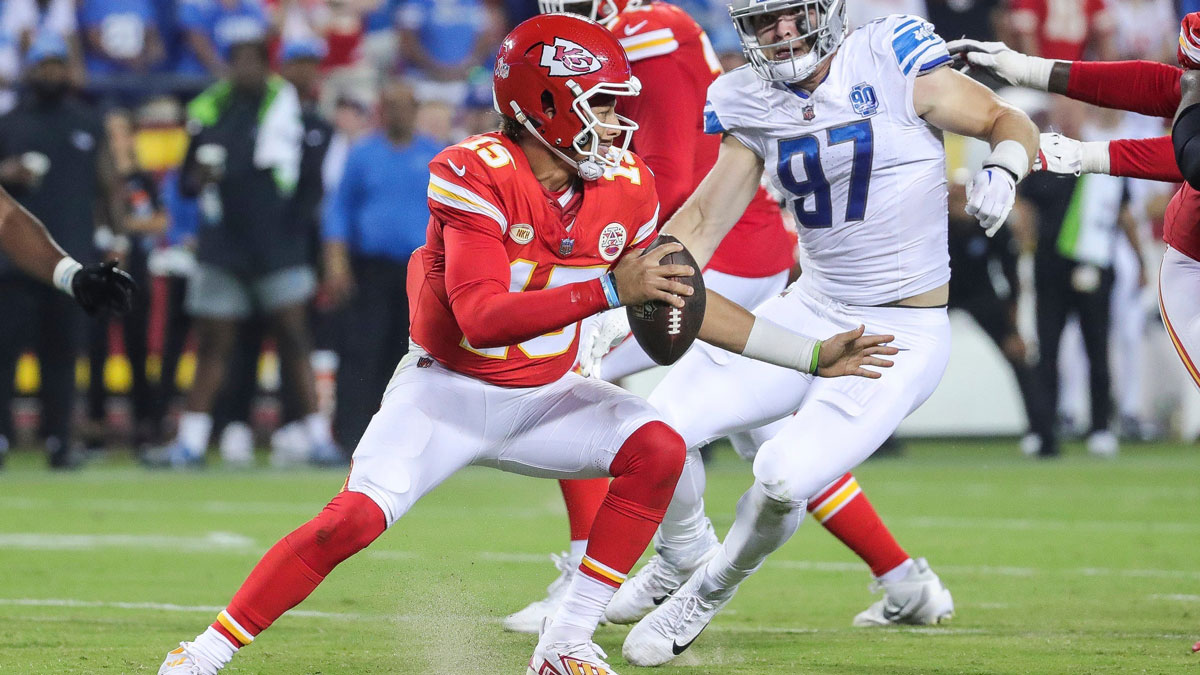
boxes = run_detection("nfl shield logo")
[802,105,815,121]
[559,238,575,256]
[850,83,879,117]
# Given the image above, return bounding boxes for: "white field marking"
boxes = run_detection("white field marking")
[0,532,255,551]
[1150,594,1200,602]
[891,515,1200,535]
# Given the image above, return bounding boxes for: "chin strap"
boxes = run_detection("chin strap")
[509,102,605,181]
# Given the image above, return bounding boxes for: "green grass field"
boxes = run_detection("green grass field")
[1,439,1198,674]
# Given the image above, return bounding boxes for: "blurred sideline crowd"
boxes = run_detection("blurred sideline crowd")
[0,0,1195,470]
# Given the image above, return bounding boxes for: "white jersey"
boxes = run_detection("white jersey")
[704,14,951,305]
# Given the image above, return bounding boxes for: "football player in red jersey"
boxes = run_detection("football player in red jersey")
[0,185,135,315]
[503,0,955,634]
[156,14,896,675]
[950,16,1200,397]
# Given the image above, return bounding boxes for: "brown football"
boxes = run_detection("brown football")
[626,234,707,366]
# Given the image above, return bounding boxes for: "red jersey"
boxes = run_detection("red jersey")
[410,132,660,387]
[1010,0,1114,61]
[610,2,793,278]
[1164,187,1200,262]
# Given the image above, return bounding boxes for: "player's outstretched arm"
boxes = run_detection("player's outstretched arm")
[697,290,897,378]
[0,186,135,315]
[0,184,69,287]
[916,66,1038,236]
[1173,70,1200,189]
[947,39,1183,118]
[1036,132,1184,182]
[660,134,763,268]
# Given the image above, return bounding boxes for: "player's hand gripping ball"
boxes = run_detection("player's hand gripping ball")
[626,234,706,365]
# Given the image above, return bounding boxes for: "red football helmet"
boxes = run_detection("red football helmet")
[537,0,642,26]
[493,13,641,180]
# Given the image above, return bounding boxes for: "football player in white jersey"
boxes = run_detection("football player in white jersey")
[617,0,1039,666]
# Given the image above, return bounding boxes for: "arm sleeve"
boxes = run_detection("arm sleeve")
[443,225,610,349]
[624,55,700,219]
[1066,61,1183,118]
[1109,135,1184,182]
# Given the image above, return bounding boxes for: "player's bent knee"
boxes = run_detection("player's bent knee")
[751,445,811,506]
[611,421,686,490]
[285,491,387,577]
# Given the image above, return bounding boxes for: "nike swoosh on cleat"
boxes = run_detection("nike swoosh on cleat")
[652,595,669,605]
[672,624,709,655]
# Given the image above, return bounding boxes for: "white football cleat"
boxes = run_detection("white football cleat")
[504,552,576,633]
[1086,430,1119,458]
[527,624,620,675]
[157,642,217,675]
[622,566,734,667]
[605,546,718,625]
[852,557,954,627]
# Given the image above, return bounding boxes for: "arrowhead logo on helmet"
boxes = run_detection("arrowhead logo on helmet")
[540,37,604,76]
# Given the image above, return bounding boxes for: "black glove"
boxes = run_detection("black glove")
[72,260,136,316]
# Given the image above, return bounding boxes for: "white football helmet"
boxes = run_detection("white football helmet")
[537,0,642,26]
[728,0,846,83]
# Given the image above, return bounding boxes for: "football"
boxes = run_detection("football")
[626,234,707,365]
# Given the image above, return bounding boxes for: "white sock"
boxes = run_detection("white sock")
[303,412,333,446]
[876,557,915,585]
[177,412,213,456]
[699,482,804,600]
[568,539,587,565]
[189,626,237,673]
[654,451,719,568]
[545,564,618,643]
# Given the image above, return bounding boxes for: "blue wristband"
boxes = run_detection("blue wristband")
[600,272,621,308]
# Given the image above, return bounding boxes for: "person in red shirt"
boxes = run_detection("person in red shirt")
[155,14,895,675]
[1008,0,1117,61]
[503,0,955,635]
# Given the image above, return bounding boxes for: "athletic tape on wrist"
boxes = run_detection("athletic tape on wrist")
[983,139,1031,182]
[600,272,621,309]
[53,256,82,296]
[1080,141,1112,175]
[742,317,821,374]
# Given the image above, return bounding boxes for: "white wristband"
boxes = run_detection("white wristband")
[984,139,1032,182]
[1080,141,1111,175]
[1019,55,1058,91]
[53,256,82,296]
[741,317,821,374]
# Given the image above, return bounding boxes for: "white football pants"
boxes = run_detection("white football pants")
[1159,246,1200,393]
[648,284,950,568]
[346,349,661,527]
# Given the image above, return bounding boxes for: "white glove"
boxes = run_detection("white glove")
[1033,132,1110,176]
[965,167,1017,237]
[577,309,630,380]
[945,39,1053,90]
[1034,132,1082,175]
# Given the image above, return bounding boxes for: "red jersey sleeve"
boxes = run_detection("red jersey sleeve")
[443,226,610,349]
[1066,60,1184,118]
[1109,135,1183,182]
[428,147,513,239]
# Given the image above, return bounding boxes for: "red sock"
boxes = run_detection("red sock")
[579,421,684,586]
[558,478,609,543]
[808,474,909,578]
[211,490,386,647]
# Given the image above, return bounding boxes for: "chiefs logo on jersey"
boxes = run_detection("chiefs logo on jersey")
[539,37,603,77]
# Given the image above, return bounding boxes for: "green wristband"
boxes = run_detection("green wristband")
[809,340,822,374]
